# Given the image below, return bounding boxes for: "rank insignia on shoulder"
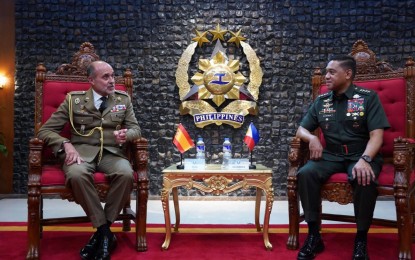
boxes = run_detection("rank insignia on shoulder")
[318,92,330,98]
[115,90,128,96]
[69,91,86,95]
[357,88,371,94]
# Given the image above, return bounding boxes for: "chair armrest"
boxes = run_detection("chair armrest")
[28,138,44,194]
[130,137,149,184]
[393,137,415,189]
[287,137,309,178]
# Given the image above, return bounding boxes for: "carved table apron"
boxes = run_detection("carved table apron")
[161,164,274,250]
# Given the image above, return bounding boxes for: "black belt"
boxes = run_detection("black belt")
[325,142,367,155]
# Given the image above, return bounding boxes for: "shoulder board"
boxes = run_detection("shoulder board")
[68,91,86,95]
[355,86,373,95]
[317,92,330,98]
[115,90,129,96]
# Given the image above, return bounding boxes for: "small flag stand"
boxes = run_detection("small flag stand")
[173,123,195,170]
[244,122,260,169]
[177,153,185,169]
[249,150,256,169]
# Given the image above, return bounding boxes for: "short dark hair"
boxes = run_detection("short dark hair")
[330,55,356,79]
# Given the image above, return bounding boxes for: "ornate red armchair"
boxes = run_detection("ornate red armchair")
[287,40,415,260]
[26,42,149,259]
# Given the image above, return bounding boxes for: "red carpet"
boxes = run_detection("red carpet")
[0,222,406,259]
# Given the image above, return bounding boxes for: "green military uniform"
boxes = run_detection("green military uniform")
[38,88,141,228]
[298,84,390,231]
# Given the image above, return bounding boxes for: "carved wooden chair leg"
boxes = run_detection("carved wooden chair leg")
[40,196,43,238]
[286,177,300,249]
[136,180,148,252]
[26,192,41,260]
[395,187,412,260]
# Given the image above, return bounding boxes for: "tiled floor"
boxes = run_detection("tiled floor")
[0,197,396,224]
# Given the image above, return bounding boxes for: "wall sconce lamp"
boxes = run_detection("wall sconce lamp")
[0,75,7,89]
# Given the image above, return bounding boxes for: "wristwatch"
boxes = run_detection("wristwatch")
[360,155,372,163]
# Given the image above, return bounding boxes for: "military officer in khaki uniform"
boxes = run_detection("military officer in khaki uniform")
[295,55,390,260]
[38,61,141,260]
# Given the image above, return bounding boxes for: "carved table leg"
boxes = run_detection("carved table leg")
[262,184,274,251]
[161,187,172,250]
[255,187,262,231]
[172,187,180,232]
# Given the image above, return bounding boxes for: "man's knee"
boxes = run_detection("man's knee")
[64,165,93,186]
[112,167,134,184]
[297,164,316,182]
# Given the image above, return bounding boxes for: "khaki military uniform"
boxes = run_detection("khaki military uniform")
[297,84,390,231]
[38,88,141,227]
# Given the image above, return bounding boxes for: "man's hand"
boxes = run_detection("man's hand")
[114,128,128,144]
[352,159,375,186]
[309,135,323,160]
[63,142,84,165]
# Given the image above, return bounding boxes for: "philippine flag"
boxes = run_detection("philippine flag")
[244,122,260,151]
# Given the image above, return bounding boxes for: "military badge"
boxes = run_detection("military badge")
[74,98,80,105]
[347,98,365,114]
[176,24,263,128]
[111,104,126,112]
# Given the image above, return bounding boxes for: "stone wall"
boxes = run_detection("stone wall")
[14,0,415,196]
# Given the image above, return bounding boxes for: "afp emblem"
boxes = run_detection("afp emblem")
[176,24,263,128]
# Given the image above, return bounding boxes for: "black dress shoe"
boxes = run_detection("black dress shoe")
[80,232,101,260]
[94,233,117,260]
[297,234,325,260]
[353,240,369,260]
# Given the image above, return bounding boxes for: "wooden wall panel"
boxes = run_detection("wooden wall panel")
[0,1,15,193]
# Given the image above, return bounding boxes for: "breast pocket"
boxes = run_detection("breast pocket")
[318,114,337,133]
[344,118,366,134]
[110,112,126,123]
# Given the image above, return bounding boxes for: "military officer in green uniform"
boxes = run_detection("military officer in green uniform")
[38,61,141,260]
[295,55,390,260]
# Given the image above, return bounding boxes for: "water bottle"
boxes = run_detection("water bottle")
[222,138,232,169]
[196,137,205,160]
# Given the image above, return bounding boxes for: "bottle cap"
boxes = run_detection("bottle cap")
[224,137,229,141]
[198,137,203,141]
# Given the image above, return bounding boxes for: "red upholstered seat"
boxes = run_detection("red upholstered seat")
[40,165,139,186]
[286,40,415,259]
[327,164,401,186]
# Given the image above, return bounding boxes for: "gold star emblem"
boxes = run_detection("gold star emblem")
[227,29,246,47]
[192,30,210,48]
[209,24,227,42]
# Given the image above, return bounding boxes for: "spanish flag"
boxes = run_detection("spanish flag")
[173,123,195,153]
